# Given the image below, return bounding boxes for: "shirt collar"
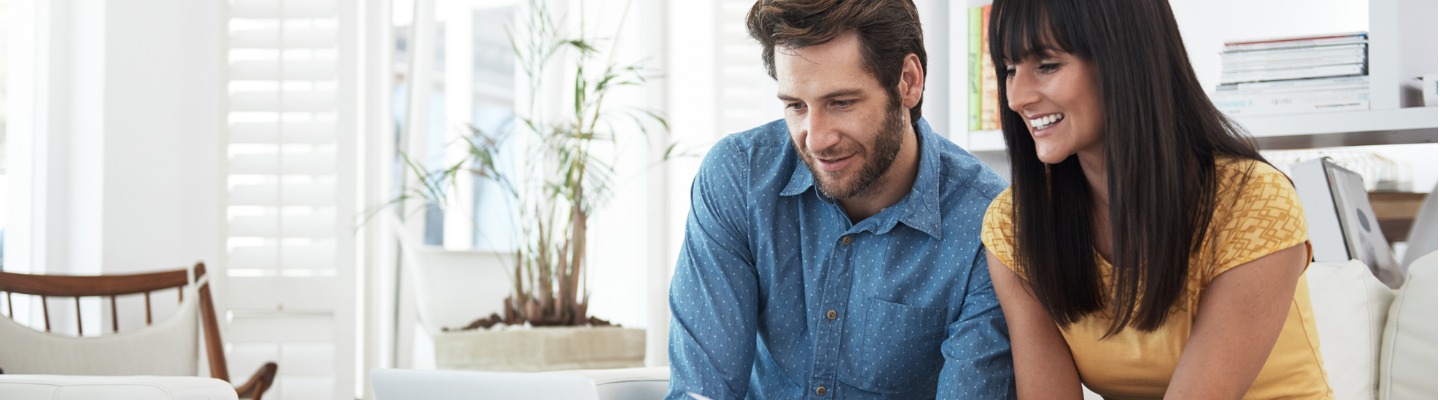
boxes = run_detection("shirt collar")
[780,118,944,239]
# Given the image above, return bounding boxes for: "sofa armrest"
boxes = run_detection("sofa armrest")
[558,367,670,400]
[0,375,238,400]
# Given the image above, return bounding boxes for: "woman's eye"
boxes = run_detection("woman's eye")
[1038,63,1061,73]
[1003,66,1016,77]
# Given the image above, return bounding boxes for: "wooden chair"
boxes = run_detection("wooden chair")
[0,262,277,400]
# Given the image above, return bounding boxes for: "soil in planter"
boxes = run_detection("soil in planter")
[445,313,617,332]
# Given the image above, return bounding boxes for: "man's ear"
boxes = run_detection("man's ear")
[898,53,924,109]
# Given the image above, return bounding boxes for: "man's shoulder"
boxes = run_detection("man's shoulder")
[694,119,796,190]
[925,130,1007,204]
[707,119,792,160]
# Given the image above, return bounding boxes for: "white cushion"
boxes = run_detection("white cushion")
[1379,251,1438,399]
[1307,260,1395,400]
[0,375,236,400]
[0,287,199,376]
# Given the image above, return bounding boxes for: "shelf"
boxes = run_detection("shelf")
[963,129,1005,153]
[1235,107,1439,150]
[961,107,1439,154]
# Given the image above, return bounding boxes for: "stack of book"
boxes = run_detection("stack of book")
[1212,32,1370,116]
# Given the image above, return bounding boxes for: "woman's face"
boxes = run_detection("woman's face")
[1004,49,1105,165]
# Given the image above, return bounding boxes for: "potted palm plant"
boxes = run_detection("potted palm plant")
[385,0,673,371]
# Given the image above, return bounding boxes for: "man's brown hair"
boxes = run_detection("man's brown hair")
[746,0,928,122]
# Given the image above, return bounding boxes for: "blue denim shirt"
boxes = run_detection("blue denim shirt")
[667,119,1015,399]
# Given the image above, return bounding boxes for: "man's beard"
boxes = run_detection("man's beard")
[802,98,906,200]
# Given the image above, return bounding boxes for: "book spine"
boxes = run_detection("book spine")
[1215,90,1370,116]
[980,4,999,131]
[1224,33,1368,52]
[1224,31,1366,46]
[1216,75,1370,92]
[1220,63,1366,84]
[1220,43,1366,63]
[969,6,982,131]
[1222,53,1367,72]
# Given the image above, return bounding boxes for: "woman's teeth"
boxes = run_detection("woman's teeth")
[1030,114,1064,129]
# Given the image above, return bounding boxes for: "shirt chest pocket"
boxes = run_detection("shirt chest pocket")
[842,297,947,393]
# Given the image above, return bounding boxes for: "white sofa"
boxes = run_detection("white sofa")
[1308,252,1437,399]
[0,375,237,400]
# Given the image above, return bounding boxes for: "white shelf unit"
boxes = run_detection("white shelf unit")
[948,0,1439,156]
[1237,107,1438,150]
[960,107,1439,153]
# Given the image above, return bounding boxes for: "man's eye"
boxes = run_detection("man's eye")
[832,100,853,108]
[786,103,805,111]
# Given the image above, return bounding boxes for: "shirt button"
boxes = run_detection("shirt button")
[816,386,827,396]
[826,309,838,320]
[841,236,852,245]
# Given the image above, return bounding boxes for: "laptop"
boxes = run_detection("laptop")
[371,369,601,400]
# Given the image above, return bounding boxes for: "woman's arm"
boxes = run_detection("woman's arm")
[1164,243,1309,399]
[987,249,1085,400]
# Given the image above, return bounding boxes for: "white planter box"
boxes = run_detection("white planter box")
[435,326,646,372]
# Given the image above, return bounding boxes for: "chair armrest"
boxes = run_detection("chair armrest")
[234,362,278,400]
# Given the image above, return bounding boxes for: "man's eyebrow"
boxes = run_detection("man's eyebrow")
[777,88,866,102]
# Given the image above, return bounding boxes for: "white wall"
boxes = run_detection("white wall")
[17,0,224,333]
[29,0,223,275]
[99,0,223,276]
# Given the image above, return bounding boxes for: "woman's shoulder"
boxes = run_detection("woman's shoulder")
[981,187,1017,264]
[1202,156,1309,278]
[1213,156,1292,198]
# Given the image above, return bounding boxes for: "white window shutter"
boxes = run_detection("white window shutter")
[717,0,781,135]
[223,0,357,399]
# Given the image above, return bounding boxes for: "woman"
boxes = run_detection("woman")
[979,0,1330,398]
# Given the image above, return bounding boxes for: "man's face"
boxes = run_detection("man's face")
[776,32,906,200]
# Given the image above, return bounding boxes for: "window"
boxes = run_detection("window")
[392,0,518,251]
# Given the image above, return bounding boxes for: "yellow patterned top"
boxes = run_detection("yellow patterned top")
[981,158,1331,399]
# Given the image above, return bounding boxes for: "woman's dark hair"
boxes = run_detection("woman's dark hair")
[990,0,1266,336]
[746,0,927,122]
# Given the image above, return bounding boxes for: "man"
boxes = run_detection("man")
[667,0,1014,399]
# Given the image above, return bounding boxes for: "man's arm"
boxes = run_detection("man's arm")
[667,139,760,400]
[936,247,1017,399]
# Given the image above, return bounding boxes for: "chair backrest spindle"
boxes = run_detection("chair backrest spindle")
[144,291,153,325]
[5,292,11,318]
[75,297,83,336]
[41,295,50,332]
[111,295,120,333]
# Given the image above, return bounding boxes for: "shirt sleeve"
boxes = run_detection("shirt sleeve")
[937,244,1017,399]
[666,137,760,400]
[980,189,1022,277]
[1204,162,1311,282]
